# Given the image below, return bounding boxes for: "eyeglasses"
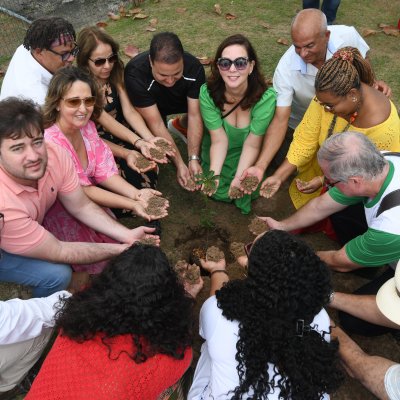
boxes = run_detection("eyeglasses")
[61,96,96,108]
[48,43,79,62]
[89,54,118,67]
[313,97,334,112]
[217,57,249,71]
[323,176,341,188]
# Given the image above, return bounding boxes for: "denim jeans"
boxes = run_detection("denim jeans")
[0,251,71,297]
[302,0,341,24]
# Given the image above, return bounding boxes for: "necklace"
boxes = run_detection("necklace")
[326,109,359,138]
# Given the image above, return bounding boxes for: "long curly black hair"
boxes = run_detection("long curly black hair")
[56,244,194,363]
[216,230,343,399]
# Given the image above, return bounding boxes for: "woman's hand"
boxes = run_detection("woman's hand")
[296,176,323,194]
[184,277,204,298]
[131,200,168,221]
[125,150,157,173]
[228,176,244,199]
[135,188,164,203]
[239,166,264,194]
[136,138,169,164]
[200,257,226,274]
[126,226,160,246]
[259,175,282,198]
[201,177,220,197]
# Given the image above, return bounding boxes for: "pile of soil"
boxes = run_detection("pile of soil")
[248,217,268,235]
[229,241,246,260]
[174,260,201,284]
[185,178,196,191]
[190,247,206,267]
[135,154,152,171]
[241,176,259,192]
[154,139,174,153]
[229,186,242,198]
[149,147,166,161]
[140,237,158,246]
[206,246,225,262]
[145,196,167,217]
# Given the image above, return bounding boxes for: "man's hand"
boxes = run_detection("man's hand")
[373,80,392,97]
[176,163,191,189]
[260,175,282,198]
[188,159,202,183]
[252,216,285,233]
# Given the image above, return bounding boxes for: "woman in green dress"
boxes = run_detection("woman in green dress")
[200,34,276,214]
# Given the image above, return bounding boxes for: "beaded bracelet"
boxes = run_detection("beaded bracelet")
[210,269,229,277]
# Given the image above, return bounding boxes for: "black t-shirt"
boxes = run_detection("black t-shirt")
[124,51,206,117]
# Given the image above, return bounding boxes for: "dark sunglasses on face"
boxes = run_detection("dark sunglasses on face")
[48,44,79,62]
[61,96,96,108]
[89,54,118,67]
[217,57,249,71]
[323,176,341,188]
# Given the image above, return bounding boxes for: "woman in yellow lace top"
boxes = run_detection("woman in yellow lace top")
[261,47,400,210]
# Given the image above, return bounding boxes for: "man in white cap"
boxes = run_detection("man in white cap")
[331,265,400,400]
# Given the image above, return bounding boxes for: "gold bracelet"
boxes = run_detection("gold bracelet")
[210,269,228,277]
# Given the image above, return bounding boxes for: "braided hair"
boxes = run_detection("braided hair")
[23,17,75,51]
[315,46,375,96]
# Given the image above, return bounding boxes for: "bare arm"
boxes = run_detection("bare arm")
[316,247,362,272]
[186,97,203,177]
[330,292,400,329]
[332,324,395,400]
[209,127,229,177]
[200,258,229,297]
[135,104,190,187]
[236,133,263,178]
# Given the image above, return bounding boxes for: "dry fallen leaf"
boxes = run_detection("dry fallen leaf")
[96,21,108,28]
[277,37,289,45]
[124,44,140,58]
[176,7,187,13]
[225,13,237,20]
[382,26,400,36]
[260,22,271,29]
[133,13,149,19]
[214,4,222,15]
[119,5,126,17]
[145,26,157,32]
[362,28,379,37]
[149,18,158,27]
[131,8,142,14]
[107,12,120,21]
[197,56,212,65]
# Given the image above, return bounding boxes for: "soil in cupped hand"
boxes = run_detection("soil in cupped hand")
[206,246,225,262]
[248,217,269,236]
[135,154,153,170]
[241,176,259,192]
[146,196,168,217]
[190,247,206,267]
[174,260,201,284]
[230,242,246,260]
[149,147,166,161]
[154,139,174,153]
[185,178,196,191]
[140,236,158,246]
[228,186,242,199]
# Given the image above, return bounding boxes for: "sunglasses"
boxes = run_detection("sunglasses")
[217,57,249,71]
[48,43,79,62]
[62,96,96,108]
[89,54,118,67]
[323,176,341,188]
[313,97,334,112]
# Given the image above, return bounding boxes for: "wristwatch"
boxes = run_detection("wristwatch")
[188,155,201,163]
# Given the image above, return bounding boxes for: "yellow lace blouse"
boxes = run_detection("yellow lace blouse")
[287,98,400,209]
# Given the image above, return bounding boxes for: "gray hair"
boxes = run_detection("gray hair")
[317,131,387,182]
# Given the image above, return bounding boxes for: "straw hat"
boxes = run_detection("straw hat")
[376,262,400,325]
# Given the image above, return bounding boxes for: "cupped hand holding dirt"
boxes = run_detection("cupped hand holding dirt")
[240,175,259,194]
[145,196,169,219]
[248,217,269,236]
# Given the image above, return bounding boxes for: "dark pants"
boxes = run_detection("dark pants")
[270,127,294,170]
[339,268,399,336]
[302,0,341,24]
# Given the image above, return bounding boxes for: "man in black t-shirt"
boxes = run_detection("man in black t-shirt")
[125,32,205,189]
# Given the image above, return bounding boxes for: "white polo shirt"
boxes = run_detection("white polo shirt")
[0,45,52,106]
[273,25,369,129]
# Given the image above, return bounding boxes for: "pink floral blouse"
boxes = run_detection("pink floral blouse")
[44,120,118,186]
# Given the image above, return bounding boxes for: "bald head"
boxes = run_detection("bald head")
[291,9,329,68]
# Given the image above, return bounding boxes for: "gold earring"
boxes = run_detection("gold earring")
[352,97,357,102]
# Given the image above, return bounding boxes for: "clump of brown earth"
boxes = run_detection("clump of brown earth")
[206,246,225,262]
[229,242,246,260]
[241,176,259,192]
[228,186,242,198]
[149,147,166,161]
[154,138,174,153]
[248,217,268,235]
[185,178,197,191]
[190,247,206,267]
[135,154,153,170]
[145,196,168,217]
[174,260,201,284]
[140,237,158,246]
